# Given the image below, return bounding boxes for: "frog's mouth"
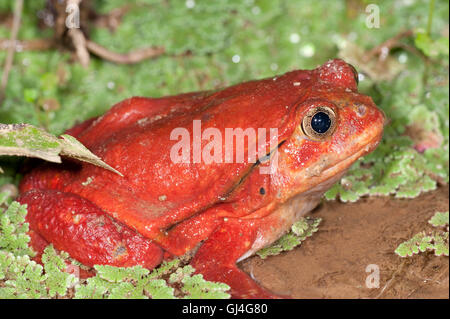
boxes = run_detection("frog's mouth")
[322,131,383,179]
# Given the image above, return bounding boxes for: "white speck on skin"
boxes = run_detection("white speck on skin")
[232,55,241,63]
[82,176,93,186]
[293,82,301,86]
[289,33,301,44]
[185,0,195,9]
[137,117,149,126]
[73,214,82,224]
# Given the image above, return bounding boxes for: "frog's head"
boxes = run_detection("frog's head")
[272,59,385,197]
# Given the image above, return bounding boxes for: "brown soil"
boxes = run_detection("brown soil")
[240,185,449,299]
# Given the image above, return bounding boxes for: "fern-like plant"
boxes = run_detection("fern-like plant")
[0,191,230,299]
[395,211,449,257]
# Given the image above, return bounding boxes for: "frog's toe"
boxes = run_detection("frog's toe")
[190,220,287,299]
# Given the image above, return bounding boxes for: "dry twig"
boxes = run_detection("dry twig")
[85,41,165,64]
[0,37,166,65]
[66,0,90,67]
[365,30,414,62]
[0,38,55,51]
[68,28,90,67]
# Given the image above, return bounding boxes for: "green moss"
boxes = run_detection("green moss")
[395,211,449,257]
[257,217,321,259]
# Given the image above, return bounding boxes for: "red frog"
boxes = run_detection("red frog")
[18,59,385,298]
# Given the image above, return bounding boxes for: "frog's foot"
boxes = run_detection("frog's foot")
[190,219,282,299]
[18,189,164,269]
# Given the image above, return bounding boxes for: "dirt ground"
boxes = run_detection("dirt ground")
[240,185,449,299]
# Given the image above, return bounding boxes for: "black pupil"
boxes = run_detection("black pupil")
[311,112,331,134]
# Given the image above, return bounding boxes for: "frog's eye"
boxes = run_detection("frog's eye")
[302,106,336,140]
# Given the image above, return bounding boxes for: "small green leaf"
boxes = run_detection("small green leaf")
[429,211,449,227]
[395,232,426,257]
[0,124,122,176]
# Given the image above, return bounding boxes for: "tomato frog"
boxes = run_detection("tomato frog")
[19,59,385,298]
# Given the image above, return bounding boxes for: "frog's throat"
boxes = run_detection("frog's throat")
[236,171,344,262]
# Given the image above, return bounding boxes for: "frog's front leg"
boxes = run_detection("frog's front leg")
[190,218,280,299]
[18,189,164,269]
